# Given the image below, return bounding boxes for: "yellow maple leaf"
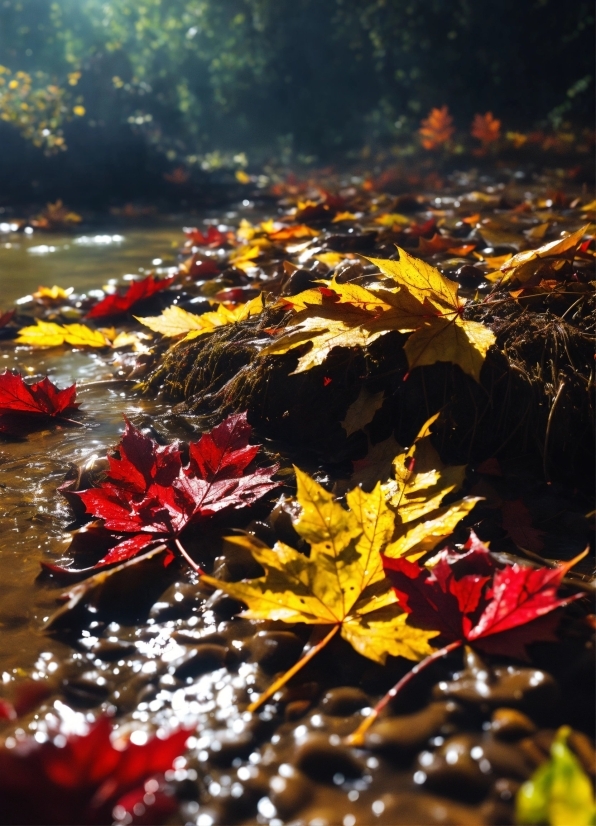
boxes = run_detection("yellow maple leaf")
[33,285,73,300]
[15,319,108,348]
[202,468,438,709]
[373,213,412,228]
[136,295,264,341]
[499,225,589,285]
[368,414,480,559]
[262,248,495,381]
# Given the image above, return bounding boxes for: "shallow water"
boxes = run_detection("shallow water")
[0,223,184,305]
[0,224,182,681]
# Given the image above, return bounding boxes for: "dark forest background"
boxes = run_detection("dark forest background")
[0,0,593,205]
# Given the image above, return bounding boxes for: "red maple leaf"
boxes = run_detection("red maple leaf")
[0,372,79,436]
[86,276,174,319]
[184,226,227,248]
[46,412,279,573]
[383,532,583,659]
[349,534,586,743]
[178,254,221,279]
[0,717,188,825]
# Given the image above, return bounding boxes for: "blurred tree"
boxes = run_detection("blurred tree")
[0,0,593,163]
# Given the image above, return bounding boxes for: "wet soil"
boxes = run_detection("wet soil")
[0,173,594,826]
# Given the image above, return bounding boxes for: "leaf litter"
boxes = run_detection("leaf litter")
[0,169,594,826]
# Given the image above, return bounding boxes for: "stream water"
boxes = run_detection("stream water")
[0,222,184,682]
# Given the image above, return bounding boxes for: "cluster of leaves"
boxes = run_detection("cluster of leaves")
[195,415,581,710]
[44,412,279,575]
[0,717,188,825]
[263,247,495,381]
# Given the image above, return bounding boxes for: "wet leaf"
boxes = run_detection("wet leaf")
[136,295,264,341]
[86,275,174,319]
[516,726,596,826]
[499,225,589,284]
[0,715,188,825]
[0,371,79,435]
[33,285,73,301]
[202,467,438,665]
[16,320,109,348]
[383,532,584,659]
[53,412,278,572]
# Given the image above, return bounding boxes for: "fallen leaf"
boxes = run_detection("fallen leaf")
[86,275,174,319]
[0,372,80,435]
[202,467,438,665]
[16,320,109,349]
[374,213,411,228]
[499,225,589,284]
[184,225,227,247]
[136,294,264,342]
[516,726,596,826]
[0,715,188,825]
[383,532,583,659]
[262,247,495,381]
[341,388,385,435]
[52,412,278,572]
[33,285,73,301]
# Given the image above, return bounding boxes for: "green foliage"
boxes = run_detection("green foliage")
[0,0,593,159]
[516,727,596,826]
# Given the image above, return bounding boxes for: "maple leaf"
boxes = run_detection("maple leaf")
[381,415,480,558]
[16,320,109,348]
[33,285,74,301]
[498,225,589,285]
[0,716,188,825]
[419,106,455,150]
[54,412,278,572]
[349,534,585,744]
[184,225,227,247]
[86,275,174,319]
[136,294,264,342]
[471,112,501,146]
[201,467,439,710]
[383,532,583,660]
[262,247,495,381]
[178,254,221,279]
[0,371,80,435]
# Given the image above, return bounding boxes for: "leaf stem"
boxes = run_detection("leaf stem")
[175,538,204,575]
[347,640,462,747]
[248,624,341,713]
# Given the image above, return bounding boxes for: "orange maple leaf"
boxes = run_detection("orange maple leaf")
[419,106,455,150]
[471,112,501,145]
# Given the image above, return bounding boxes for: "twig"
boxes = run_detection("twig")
[347,640,462,747]
[175,538,204,575]
[543,379,566,482]
[248,624,340,713]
